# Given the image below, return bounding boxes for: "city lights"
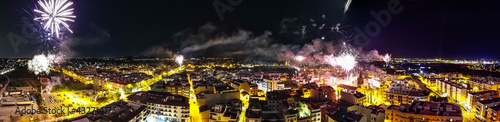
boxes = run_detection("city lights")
[0,0,496,121]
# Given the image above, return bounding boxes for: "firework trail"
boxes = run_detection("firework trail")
[344,0,352,13]
[34,0,76,38]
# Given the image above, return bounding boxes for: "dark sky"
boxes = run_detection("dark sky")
[0,0,499,59]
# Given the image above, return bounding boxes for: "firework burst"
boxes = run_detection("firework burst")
[336,53,356,71]
[34,0,76,38]
[28,54,55,75]
[383,54,391,64]
[175,55,184,66]
[28,53,64,75]
[19,4,59,52]
[294,55,306,62]
[326,52,357,72]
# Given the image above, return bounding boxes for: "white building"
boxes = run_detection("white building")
[127,91,191,122]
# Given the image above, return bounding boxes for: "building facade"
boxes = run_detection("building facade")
[385,101,462,122]
[127,91,191,122]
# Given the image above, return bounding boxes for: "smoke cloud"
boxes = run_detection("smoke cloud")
[142,44,174,58]
[362,50,389,60]
[59,23,111,58]
[143,23,390,66]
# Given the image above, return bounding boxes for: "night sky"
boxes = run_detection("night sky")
[0,0,499,59]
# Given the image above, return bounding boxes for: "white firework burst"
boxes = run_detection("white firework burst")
[175,55,184,66]
[28,54,55,75]
[326,53,357,72]
[34,0,76,38]
[383,54,391,64]
[294,55,306,62]
[28,53,64,75]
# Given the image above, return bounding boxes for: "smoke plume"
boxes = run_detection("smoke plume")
[59,23,111,58]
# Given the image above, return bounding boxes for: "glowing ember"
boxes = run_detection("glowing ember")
[175,55,184,66]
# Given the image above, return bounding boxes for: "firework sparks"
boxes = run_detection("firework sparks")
[175,55,184,66]
[34,0,76,38]
[326,53,357,72]
[28,54,56,75]
[335,53,357,71]
[294,55,306,62]
[383,54,391,64]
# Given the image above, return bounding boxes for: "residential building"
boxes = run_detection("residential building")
[266,91,295,111]
[466,90,498,111]
[468,77,500,91]
[476,98,500,119]
[326,107,366,122]
[385,89,428,105]
[487,105,500,122]
[66,100,147,122]
[127,91,191,122]
[165,80,190,98]
[436,79,467,103]
[340,89,365,105]
[299,83,336,101]
[150,79,190,98]
[385,101,462,122]
[195,82,240,108]
[209,99,242,122]
[229,80,259,96]
[264,79,283,91]
[348,105,385,122]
